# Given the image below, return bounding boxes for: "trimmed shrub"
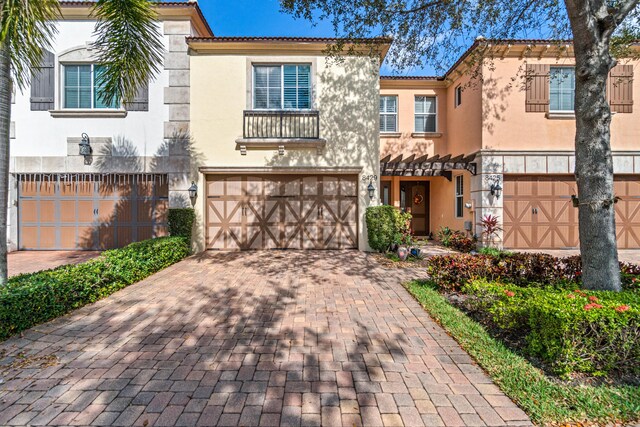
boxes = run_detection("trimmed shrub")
[426,252,639,291]
[463,280,640,376]
[437,226,476,253]
[448,232,477,253]
[365,206,412,252]
[0,237,190,341]
[168,208,196,240]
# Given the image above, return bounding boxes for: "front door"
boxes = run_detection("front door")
[400,181,430,236]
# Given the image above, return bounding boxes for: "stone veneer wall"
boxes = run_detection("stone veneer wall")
[163,20,194,209]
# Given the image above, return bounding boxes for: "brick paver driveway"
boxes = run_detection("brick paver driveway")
[0,251,531,426]
[8,251,101,277]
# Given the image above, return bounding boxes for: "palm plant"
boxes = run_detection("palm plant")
[0,0,164,285]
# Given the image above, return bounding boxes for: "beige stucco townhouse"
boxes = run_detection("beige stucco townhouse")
[379,39,640,250]
[188,37,390,252]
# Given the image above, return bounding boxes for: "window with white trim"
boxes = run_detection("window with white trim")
[455,85,462,108]
[63,64,118,109]
[549,67,575,112]
[253,64,311,109]
[455,175,464,218]
[414,96,437,132]
[380,95,398,133]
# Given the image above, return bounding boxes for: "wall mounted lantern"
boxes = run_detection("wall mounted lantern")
[188,181,198,200]
[367,181,375,200]
[490,180,503,199]
[361,175,377,201]
[79,133,92,157]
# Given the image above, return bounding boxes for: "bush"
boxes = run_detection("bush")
[478,247,513,257]
[427,252,640,291]
[366,206,412,252]
[449,232,477,253]
[168,208,196,240]
[0,237,190,341]
[437,227,476,253]
[463,280,640,376]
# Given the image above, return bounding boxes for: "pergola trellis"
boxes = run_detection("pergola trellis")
[380,153,477,180]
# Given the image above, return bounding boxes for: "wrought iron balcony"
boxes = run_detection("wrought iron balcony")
[242,110,320,140]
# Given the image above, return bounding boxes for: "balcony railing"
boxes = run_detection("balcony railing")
[243,110,320,140]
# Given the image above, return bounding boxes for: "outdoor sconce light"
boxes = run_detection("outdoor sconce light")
[490,180,503,199]
[79,133,92,157]
[362,175,378,201]
[367,181,376,200]
[188,181,198,200]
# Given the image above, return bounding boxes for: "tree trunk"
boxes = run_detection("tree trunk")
[566,2,621,291]
[0,41,11,286]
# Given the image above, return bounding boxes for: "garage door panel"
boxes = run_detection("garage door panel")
[205,175,358,250]
[284,178,300,196]
[39,227,56,249]
[246,225,263,249]
[504,175,638,249]
[60,200,77,223]
[207,226,224,249]
[39,181,56,196]
[20,227,38,249]
[246,177,264,196]
[21,200,38,222]
[303,176,318,195]
[19,175,168,250]
[38,201,55,224]
[60,227,77,248]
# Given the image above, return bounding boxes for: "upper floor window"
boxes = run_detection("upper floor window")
[253,64,311,110]
[550,67,575,112]
[380,95,398,133]
[414,96,437,133]
[63,64,118,109]
[455,85,462,108]
[455,175,464,218]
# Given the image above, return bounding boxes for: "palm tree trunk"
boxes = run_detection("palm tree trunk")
[0,41,12,285]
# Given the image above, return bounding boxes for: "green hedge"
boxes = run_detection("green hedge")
[365,206,411,252]
[0,237,190,341]
[426,252,640,291]
[168,208,196,239]
[464,280,640,376]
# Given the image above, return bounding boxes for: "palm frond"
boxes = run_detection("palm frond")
[92,0,164,106]
[0,0,59,89]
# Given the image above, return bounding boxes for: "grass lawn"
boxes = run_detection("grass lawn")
[405,280,640,426]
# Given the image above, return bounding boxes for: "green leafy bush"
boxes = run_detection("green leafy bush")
[478,247,513,257]
[365,206,412,252]
[463,280,640,376]
[168,208,196,240]
[449,232,477,253]
[0,237,190,341]
[437,227,476,253]
[427,253,639,291]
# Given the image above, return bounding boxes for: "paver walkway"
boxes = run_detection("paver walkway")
[8,251,101,277]
[0,251,531,426]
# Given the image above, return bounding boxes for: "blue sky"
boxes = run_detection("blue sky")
[199,0,414,75]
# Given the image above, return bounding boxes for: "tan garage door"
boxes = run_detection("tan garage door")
[206,175,358,250]
[18,174,169,250]
[503,175,640,249]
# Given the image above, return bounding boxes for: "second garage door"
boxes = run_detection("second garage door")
[206,175,358,250]
[19,174,169,250]
[503,175,640,249]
